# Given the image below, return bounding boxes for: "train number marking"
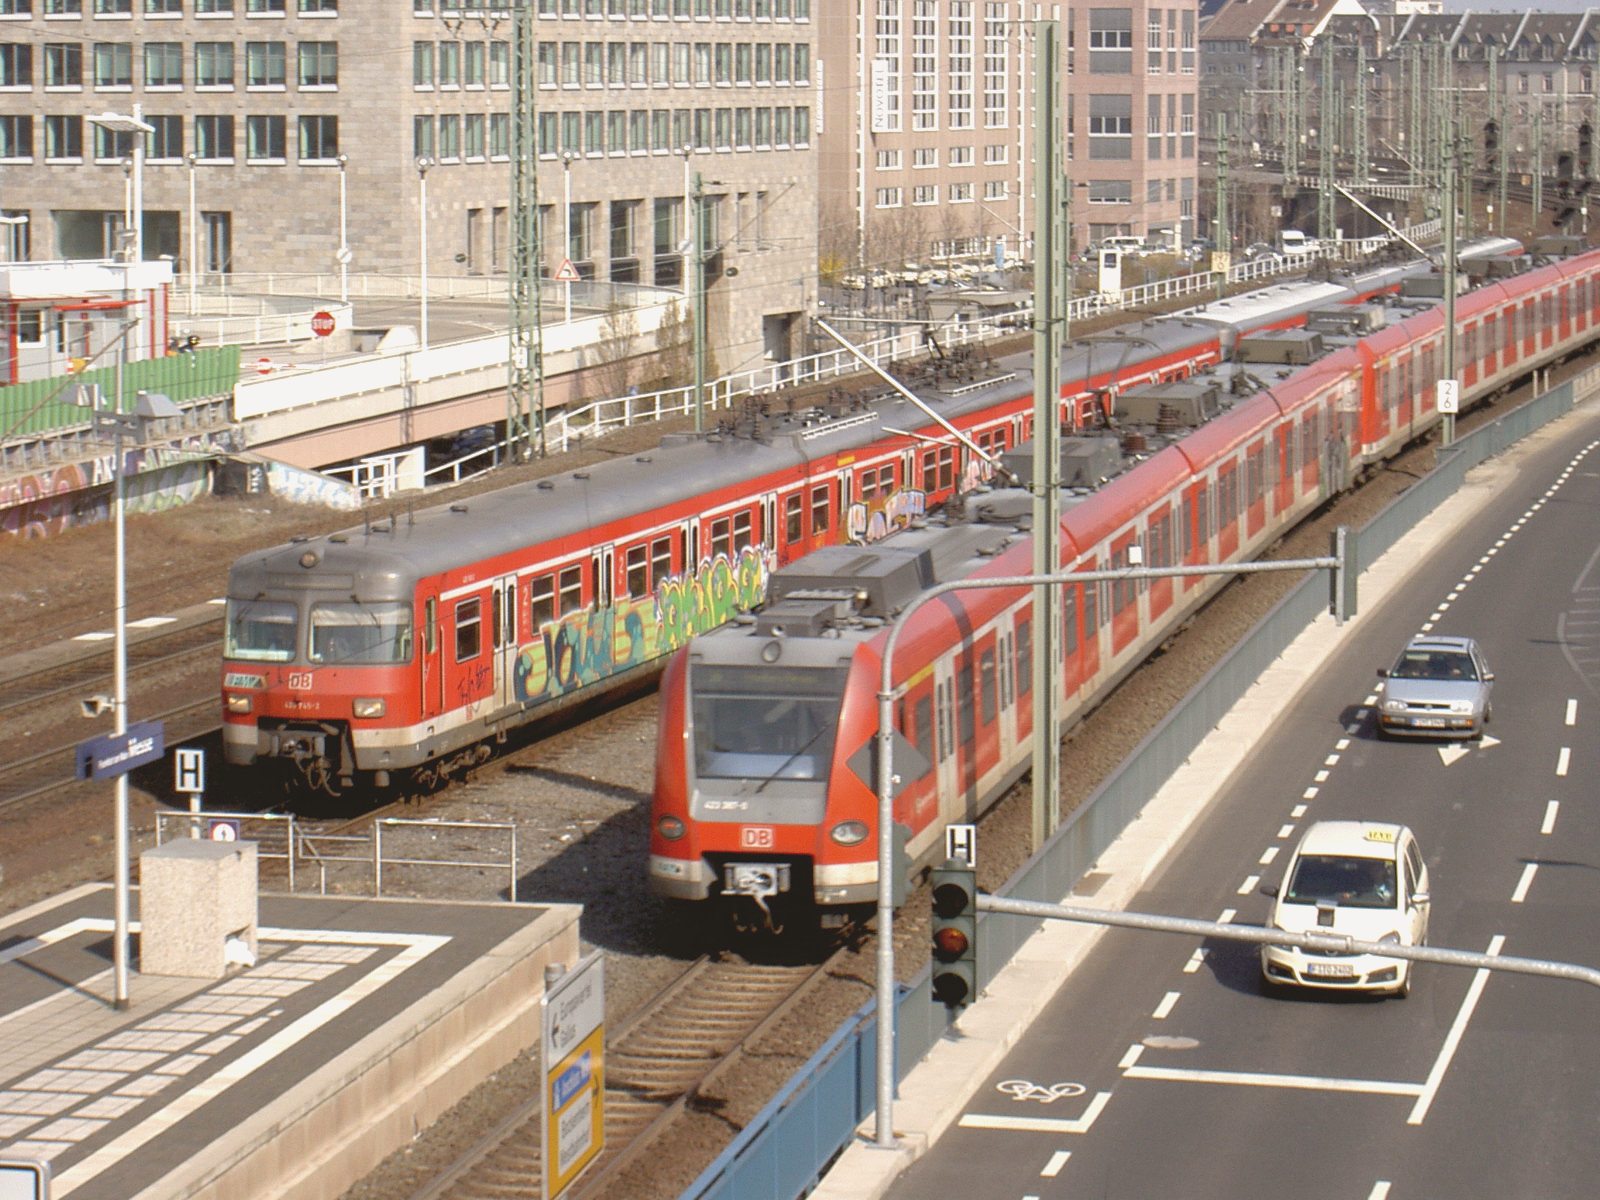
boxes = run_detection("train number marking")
[740,827,775,849]
[287,672,313,690]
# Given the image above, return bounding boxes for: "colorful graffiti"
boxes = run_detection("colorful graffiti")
[845,487,928,545]
[513,546,769,703]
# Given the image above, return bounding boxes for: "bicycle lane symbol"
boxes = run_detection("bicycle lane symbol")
[996,1080,1087,1103]
[957,1077,1113,1134]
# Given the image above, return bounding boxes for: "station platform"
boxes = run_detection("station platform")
[0,883,580,1200]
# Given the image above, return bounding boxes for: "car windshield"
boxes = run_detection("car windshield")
[1285,854,1398,909]
[225,599,298,663]
[691,664,848,783]
[1392,649,1477,682]
[309,601,413,664]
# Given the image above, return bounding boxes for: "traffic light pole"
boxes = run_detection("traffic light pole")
[873,540,1357,1148]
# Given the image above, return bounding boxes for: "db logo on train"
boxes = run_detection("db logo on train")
[741,827,775,849]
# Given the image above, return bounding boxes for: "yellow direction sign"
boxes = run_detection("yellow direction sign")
[542,951,605,1198]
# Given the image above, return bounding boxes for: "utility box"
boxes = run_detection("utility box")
[139,839,259,979]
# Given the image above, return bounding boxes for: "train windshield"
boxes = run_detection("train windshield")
[309,601,413,664]
[692,664,848,783]
[224,599,298,662]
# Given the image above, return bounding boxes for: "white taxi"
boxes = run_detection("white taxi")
[1261,820,1430,998]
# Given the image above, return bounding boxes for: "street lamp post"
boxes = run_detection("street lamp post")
[416,156,433,349]
[562,151,576,324]
[89,107,153,262]
[186,152,198,315]
[336,153,350,304]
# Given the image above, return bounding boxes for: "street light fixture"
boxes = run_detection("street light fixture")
[415,156,433,349]
[88,108,154,261]
[561,150,577,325]
[185,152,198,315]
[336,153,350,303]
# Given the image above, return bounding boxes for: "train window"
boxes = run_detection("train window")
[912,694,935,779]
[957,661,976,745]
[937,679,953,760]
[424,597,437,655]
[1083,578,1099,639]
[558,565,583,615]
[979,649,997,725]
[811,483,830,534]
[859,464,893,502]
[1016,617,1032,696]
[1062,588,1078,655]
[455,597,483,663]
[311,601,412,664]
[690,663,848,782]
[784,493,803,542]
[1197,485,1211,543]
[530,574,555,629]
[625,544,649,597]
[733,509,754,552]
[1180,495,1193,557]
[999,633,1012,707]
[225,598,298,663]
[492,589,503,650]
[651,535,673,589]
[710,516,732,561]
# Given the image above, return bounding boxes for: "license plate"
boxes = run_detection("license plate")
[724,863,788,898]
[1413,717,1446,728]
[1307,962,1355,978]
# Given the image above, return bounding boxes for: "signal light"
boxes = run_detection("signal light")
[1484,120,1499,156]
[1581,122,1594,169]
[930,858,978,1009]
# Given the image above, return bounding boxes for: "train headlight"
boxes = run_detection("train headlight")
[225,694,252,714]
[829,820,869,846]
[352,697,387,718]
[656,815,686,840]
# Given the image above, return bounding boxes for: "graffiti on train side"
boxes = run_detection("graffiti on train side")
[845,487,927,545]
[513,547,769,702]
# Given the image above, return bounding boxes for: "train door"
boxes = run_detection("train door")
[762,493,778,554]
[491,574,519,710]
[590,547,614,608]
[422,595,442,714]
[994,617,1018,762]
[685,520,702,572]
[933,660,959,817]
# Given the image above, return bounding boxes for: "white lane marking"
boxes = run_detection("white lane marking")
[1557,747,1571,777]
[1258,847,1279,867]
[1122,1064,1423,1097]
[1323,754,1340,767]
[1345,723,1362,736]
[73,631,114,642]
[1512,863,1538,904]
[1408,935,1505,1125]
[1314,770,1329,783]
[208,597,227,605]
[1542,801,1560,835]
[1438,744,1471,768]
[1182,949,1204,974]
[1277,824,1294,840]
[960,1092,1111,1135]
[127,616,177,629]
[1565,699,1578,726]
[1217,909,1236,924]
[1291,804,1308,818]
[1238,875,1260,896]
[1301,788,1318,801]
[1420,621,1434,632]
[1447,591,1460,601]
[1335,738,1351,752]
[1369,1183,1392,1200]
[1119,1044,1145,1070]
[1041,1150,1071,1178]
[1152,992,1180,1020]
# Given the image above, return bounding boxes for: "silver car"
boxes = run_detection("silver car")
[1376,635,1494,739]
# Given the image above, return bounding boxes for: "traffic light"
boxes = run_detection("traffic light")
[1484,120,1499,157]
[1581,123,1594,174]
[930,858,977,1009]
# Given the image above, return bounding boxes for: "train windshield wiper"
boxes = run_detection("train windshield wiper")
[753,720,836,793]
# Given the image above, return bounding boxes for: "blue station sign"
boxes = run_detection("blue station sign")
[76,721,165,781]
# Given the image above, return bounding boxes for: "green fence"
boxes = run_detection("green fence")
[0,345,241,439]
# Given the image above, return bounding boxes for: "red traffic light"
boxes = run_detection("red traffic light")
[932,925,970,961]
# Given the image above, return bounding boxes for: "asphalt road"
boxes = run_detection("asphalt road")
[887,410,1600,1199]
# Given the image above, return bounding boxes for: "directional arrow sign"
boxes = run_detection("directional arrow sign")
[1438,734,1499,767]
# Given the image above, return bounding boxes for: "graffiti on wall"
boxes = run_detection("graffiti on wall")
[514,547,769,703]
[1,444,217,539]
[845,487,927,545]
[263,462,362,511]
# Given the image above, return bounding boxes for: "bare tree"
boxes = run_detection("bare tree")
[591,297,640,401]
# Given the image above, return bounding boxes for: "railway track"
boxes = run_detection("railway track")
[0,617,223,719]
[409,951,843,1200]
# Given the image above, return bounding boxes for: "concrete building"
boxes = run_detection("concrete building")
[0,0,817,375]
[815,2,1200,270]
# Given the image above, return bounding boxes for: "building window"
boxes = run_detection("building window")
[195,113,235,158]
[0,44,32,88]
[196,0,234,13]
[438,112,460,158]
[873,0,901,131]
[983,178,1005,200]
[0,114,33,160]
[145,0,181,13]
[95,0,133,14]
[876,148,900,170]
[145,42,183,88]
[949,145,972,166]
[464,112,485,158]
[45,43,81,88]
[489,111,509,157]
[465,40,486,87]
[1088,93,1132,159]
[94,43,133,88]
[439,40,460,87]
[949,181,972,202]
[195,43,235,88]
[246,113,285,159]
[490,40,509,87]
[44,113,82,160]
[912,146,935,168]
[299,0,337,12]
[297,41,337,87]
[413,114,434,158]
[92,122,130,158]
[1087,178,1132,203]
[145,114,183,159]
[297,113,337,160]
[912,184,935,204]
[982,2,1006,127]
[42,0,82,14]
[246,41,286,87]
[246,0,286,13]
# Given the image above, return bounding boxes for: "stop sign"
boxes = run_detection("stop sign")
[310,310,336,337]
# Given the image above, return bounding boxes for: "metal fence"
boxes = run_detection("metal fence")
[0,346,241,441]
[680,361,1597,1200]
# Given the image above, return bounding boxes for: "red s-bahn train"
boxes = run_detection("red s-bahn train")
[649,242,1596,929]
[219,250,1487,798]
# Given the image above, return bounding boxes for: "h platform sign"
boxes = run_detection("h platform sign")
[174,748,205,818]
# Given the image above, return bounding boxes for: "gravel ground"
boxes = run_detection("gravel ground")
[2,323,1581,1200]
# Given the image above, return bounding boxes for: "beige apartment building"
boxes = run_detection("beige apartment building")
[0,0,817,373]
[816,1,1199,269]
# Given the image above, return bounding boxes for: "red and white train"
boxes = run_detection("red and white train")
[648,243,1597,928]
[219,248,1498,798]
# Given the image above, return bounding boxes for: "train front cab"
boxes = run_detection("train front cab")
[650,637,869,926]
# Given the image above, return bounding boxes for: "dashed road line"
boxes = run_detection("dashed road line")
[1408,935,1505,1125]
[1557,747,1571,777]
[1542,801,1560,835]
[1237,875,1259,896]
[1511,863,1538,904]
[1152,992,1180,1020]
[1566,699,1578,726]
[1040,1150,1071,1177]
